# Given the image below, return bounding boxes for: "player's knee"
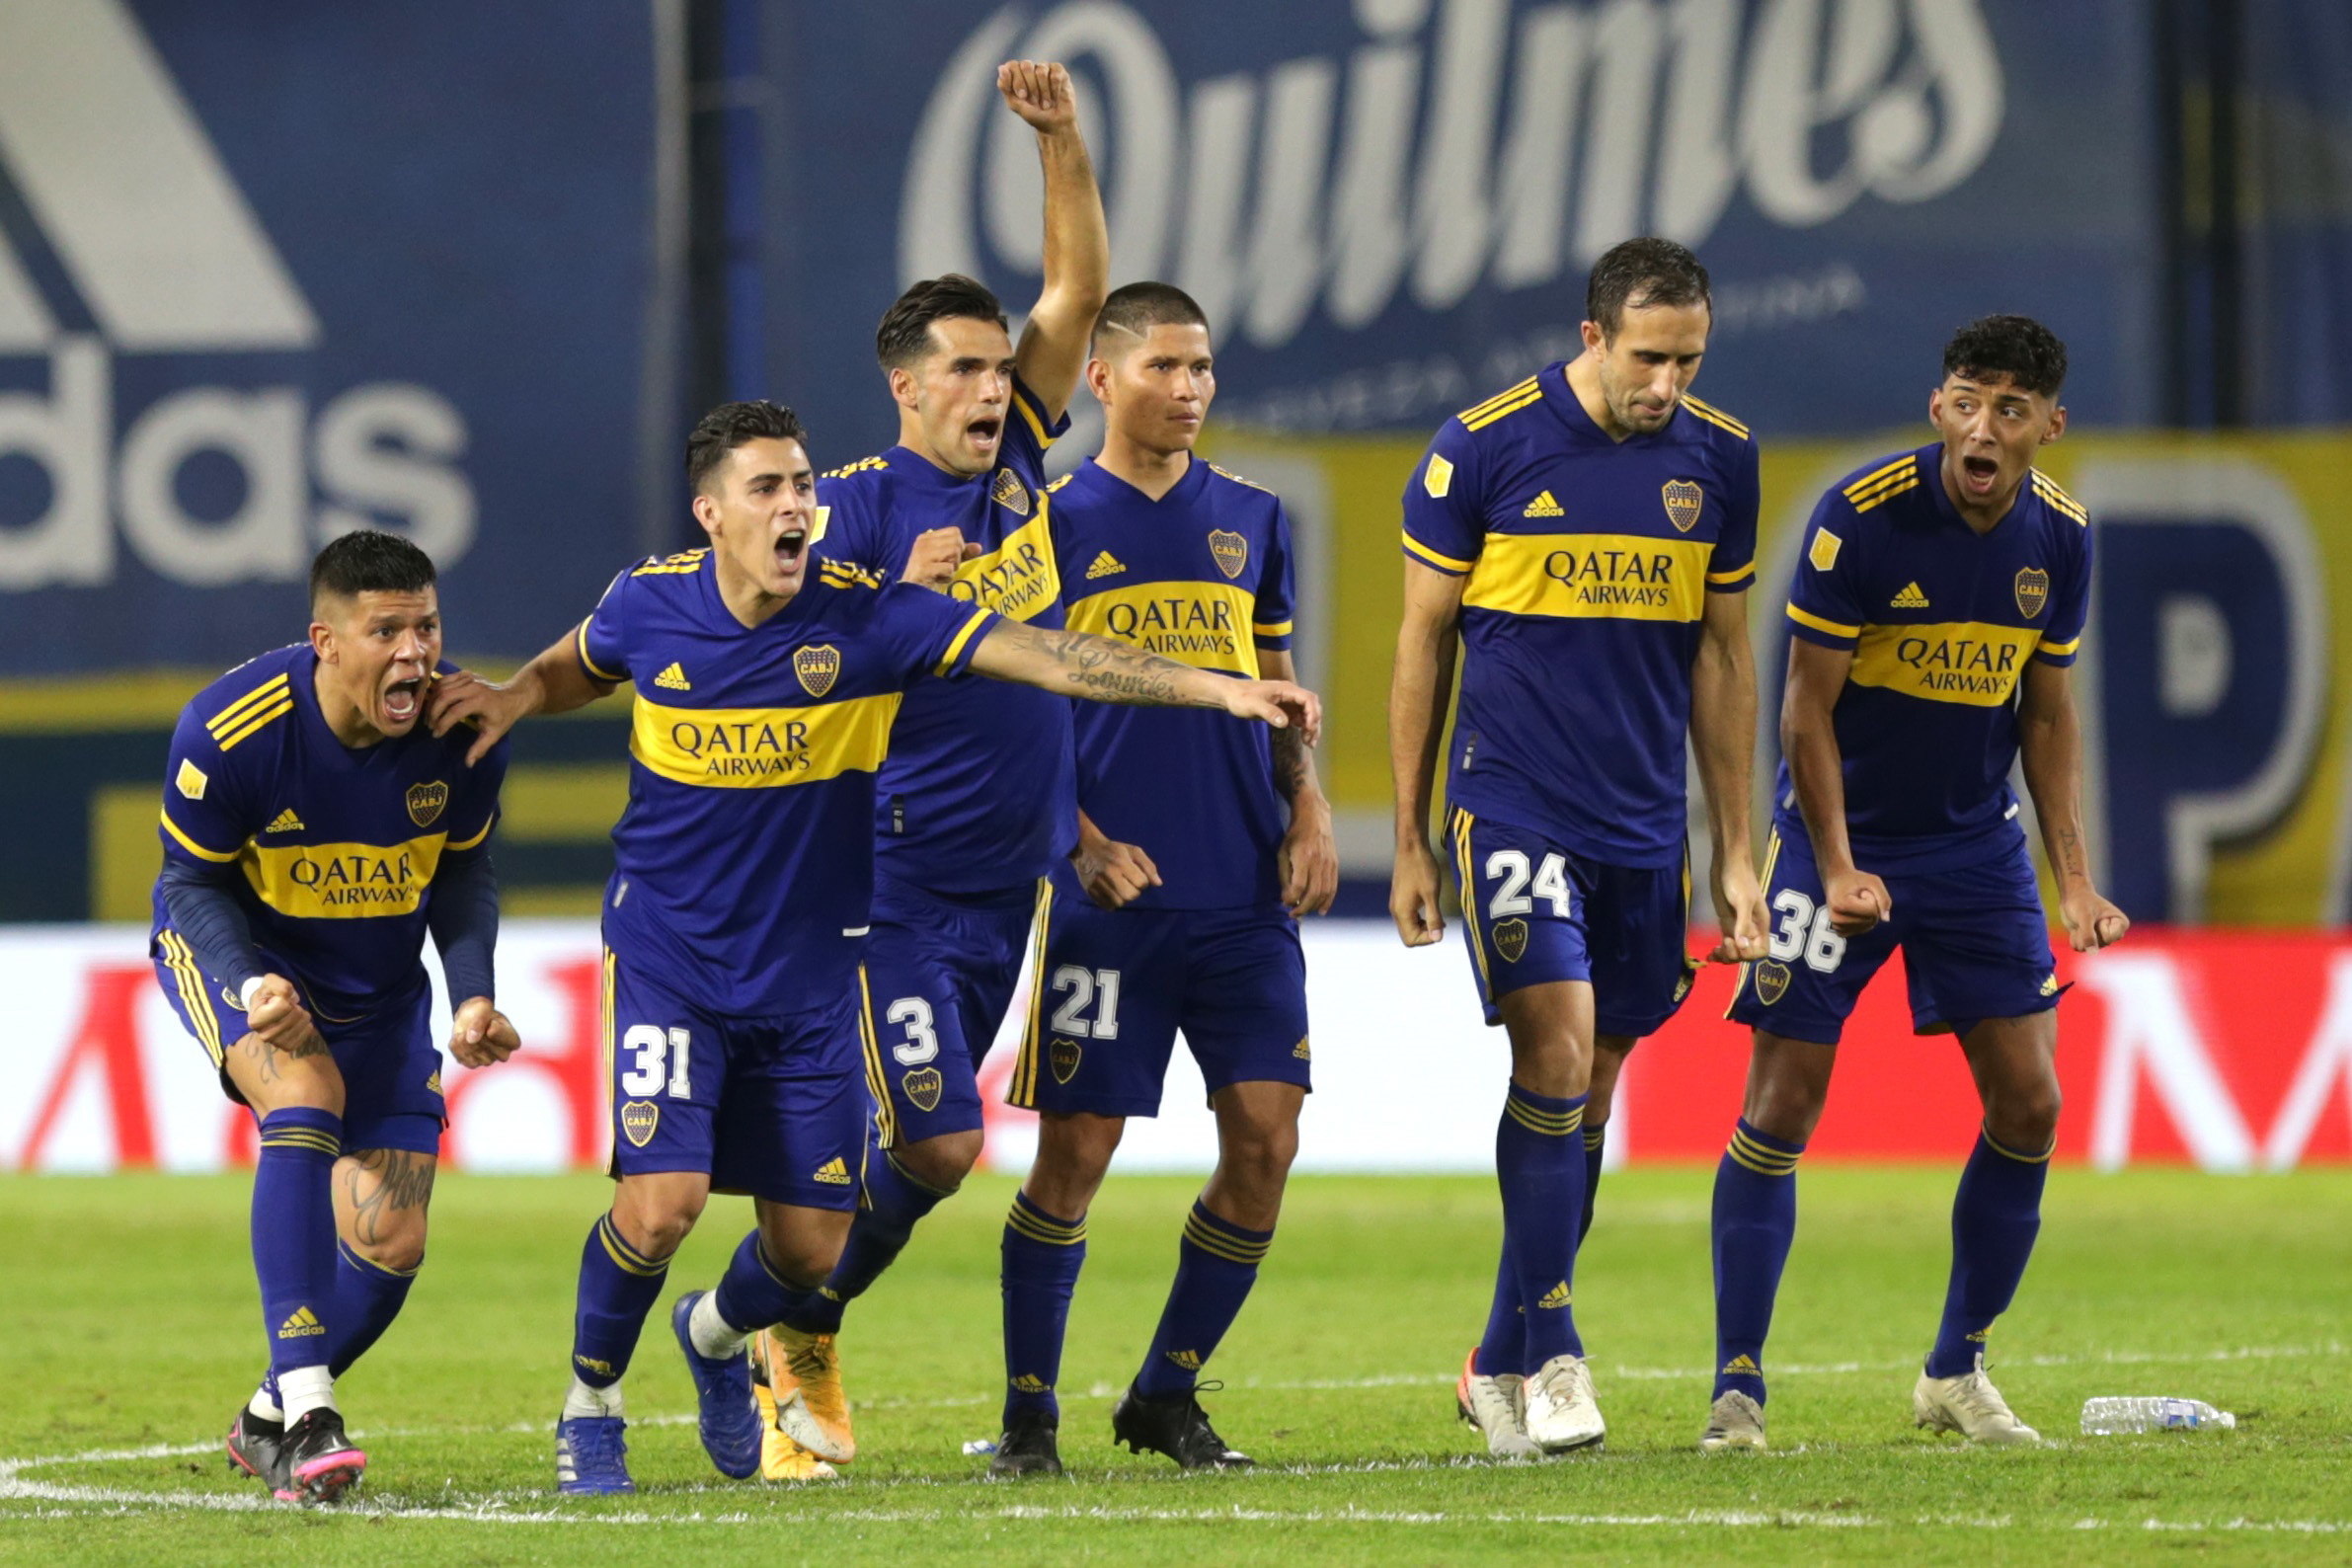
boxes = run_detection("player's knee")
[756,1208,850,1287]
[1218,1122,1297,1199]
[1989,1077,2063,1149]
[894,1129,982,1195]
[1028,1114,1122,1215]
[346,1227,426,1276]
[610,1181,705,1262]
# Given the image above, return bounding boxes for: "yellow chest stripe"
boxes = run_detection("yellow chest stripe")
[1462,532,1713,623]
[946,512,1059,624]
[1064,580,1260,676]
[630,693,902,789]
[1848,620,2042,708]
[241,835,448,920]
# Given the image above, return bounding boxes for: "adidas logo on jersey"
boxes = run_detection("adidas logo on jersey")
[1085,550,1127,580]
[1891,582,1931,608]
[813,1157,852,1186]
[264,808,304,834]
[1164,1349,1203,1371]
[1535,1281,1573,1310]
[1522,490,1564,517]
[277,1305,325,1339]
[653,663,691,691]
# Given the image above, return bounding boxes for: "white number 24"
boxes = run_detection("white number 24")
[1485,849,1571,919]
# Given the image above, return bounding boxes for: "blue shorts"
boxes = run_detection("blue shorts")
[860,874,1040,1144]
[600,938,872,1211]
[1010,886,1311,1119]
[1447,808,1697,1038]
[1724,825,2063,1046]
[150,928,445,1156]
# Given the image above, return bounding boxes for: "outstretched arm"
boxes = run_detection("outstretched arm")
[427,630,615,767]
[1387,560,1463,946]
[968,619,1319,739]
[1000,60,1108,422]
[2016,660,2128,951]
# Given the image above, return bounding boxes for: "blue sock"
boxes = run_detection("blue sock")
[326,1240,417,1376]
[786,1150,953,1334]
[1134,1201,1275,1399]
[1496,1085,1587,1372]
[1000,1192,1086,1426]
[571,1213,668,1388]
[1473,1240,1524,1377]
[1926,1129,2052,1377]
[1711,1118,1806,1403]
[712,1229,825,1336]
[1580,1123,1607,1243]
[252,1108,341,1379]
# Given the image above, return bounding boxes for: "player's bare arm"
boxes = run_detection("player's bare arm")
[971,618,1320,738]
[1262,647,1338,918]
[1780,636,1890,935]
[1691,586,1766,962]
[1070,808,1162,910]
[999,60,1108,420]
[2016,659,2127,951]
[427,633,616,766]
[1387,558,1464,946]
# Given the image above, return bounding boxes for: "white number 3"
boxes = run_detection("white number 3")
[1766,890,1847,974]
[620,1024,692,1098]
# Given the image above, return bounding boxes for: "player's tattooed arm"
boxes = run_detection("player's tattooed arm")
[1261,649,1338,917]
[1782,637,1890,937]
[999,59,1108,419]
[1388,560,1464,945]
[2017,660,2129,951]
[971,619,1321,739]
[343,1148,437,1254]
[428,630,614,767]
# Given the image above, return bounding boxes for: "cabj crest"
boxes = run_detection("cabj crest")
[902,1066,944,1113]
[794,644,841,698]
[620,1100,661,1147]
[1493,917,1529,963]
[1050,1037,1083,1084]
[1208,528,1248,580]
[1753,960,1792,1005]
[992,469,1032,516]
[1662,479,1703,533]
[2014,567,2050,620]
[406,780,448,827]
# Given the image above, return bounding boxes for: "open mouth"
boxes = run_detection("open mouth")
[383,676,423,726]
[1961,454,2000,490]
[774,523,810,568]
[966,415,1002,450]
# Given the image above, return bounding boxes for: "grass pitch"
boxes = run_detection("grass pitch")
[2,1166,2347,1565]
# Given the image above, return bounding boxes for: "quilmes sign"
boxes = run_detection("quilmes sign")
[883,0,2039,436]
[0,1,471,593]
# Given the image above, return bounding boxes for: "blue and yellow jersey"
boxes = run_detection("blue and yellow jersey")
[816,374,1076,895]
[150,645,508,1014]
[575,550,995,1015]
[1402,363,1760,867]
[1049,457,1296,910]
[1778,444,2092,872]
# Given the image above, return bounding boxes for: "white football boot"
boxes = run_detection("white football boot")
[1913,1355,2041,1446]
[1697,1389,1767,1452]
[1521,1353,1606,1453]
[1455,1349,1540,1459]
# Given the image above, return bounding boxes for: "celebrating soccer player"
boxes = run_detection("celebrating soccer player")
[1389,238,1767,1456]
[152,530,519,1505]
[726,58,1111,1475]
[1702,316,2126,1452]
[978,282,1336,1475]
[426,400,1316,1495]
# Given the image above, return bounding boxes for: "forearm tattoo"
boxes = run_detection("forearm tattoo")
[997,622,1219,709]
[345,1147,436,1247]
[1272,723,1315,803]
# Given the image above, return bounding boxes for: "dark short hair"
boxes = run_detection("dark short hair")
[1091,280,1211,356]
[1586,237,1712,339]
[876,274,1009,371]
[310,529,434,611]
[1941,314,2069,398]
[684,400,810,494]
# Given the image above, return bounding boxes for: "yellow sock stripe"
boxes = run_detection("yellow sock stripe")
[1182,1213,1272,1265]
[856,965,896,1149]
[259,1131,343,1156]
[595,1215,666,1277]
[1504,1092,1582,1137]
[1729,1126,1802,1165]
[1450,809,1492,999]
[215,696,295,750]
[338,1238,420,1279]
[1982,1128,2056,1164]
[1583,1125,1607,1151]
[1457,375,1538,423]
[1727,1128,1802,1176]
[1006,1200,1086,1247]
[206,674,290,735]
[1012,881,1054,1108]
[1008,1194,1086,1237]
[159,932,224,1066]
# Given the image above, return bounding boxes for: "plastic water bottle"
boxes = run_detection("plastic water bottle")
[2080,1397,2236,1434]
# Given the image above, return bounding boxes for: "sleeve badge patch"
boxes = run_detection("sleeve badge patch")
[1424,453,1454,499]
[1808,528,1842,573]
[176,758,208,800]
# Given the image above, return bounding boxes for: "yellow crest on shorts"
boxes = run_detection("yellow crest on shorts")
[1051,1037,1083,1084]
[1493,917,1529,964]
[1208,529,1248,580]
[794,644,840,698]
[1662,479,1703,533]
[2014,567,2050,620]
[902,1066,943,1113]
[620,1100,661,1147]
[1753,960,1792,1005]
[406,780,448,827]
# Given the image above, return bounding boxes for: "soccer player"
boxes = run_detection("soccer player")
[151,530,519,1505]
[743,58,1109,1470]
[425,400,1315,1496]
[1703,316,2127,1452]
[982,282,1335,1476]
[1389,238,1767,1456]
